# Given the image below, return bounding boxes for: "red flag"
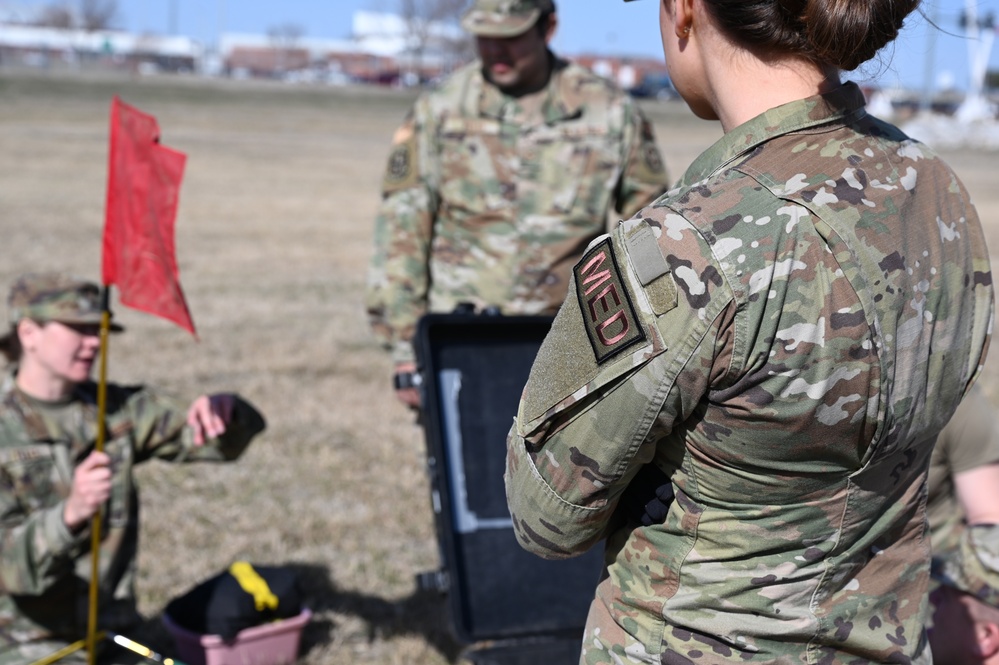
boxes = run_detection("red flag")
[102,96,196,336]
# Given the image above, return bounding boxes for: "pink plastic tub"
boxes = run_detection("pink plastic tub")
[162,609,311,665]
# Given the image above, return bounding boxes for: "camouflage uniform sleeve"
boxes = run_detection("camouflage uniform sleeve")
[935,522,999,607]
[505,216,735,559]
[612,101,669,220]
[0,463,82,595]
[365,98,439,365]
[120,386,265,463]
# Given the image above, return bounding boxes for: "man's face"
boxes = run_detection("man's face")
[476,15,556,96]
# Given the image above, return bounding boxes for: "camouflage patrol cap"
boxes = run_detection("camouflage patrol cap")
[932,524,999,610]
[461,0,556,38]
[7,272,122,331]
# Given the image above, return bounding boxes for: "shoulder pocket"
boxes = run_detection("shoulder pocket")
[533,123,617,217]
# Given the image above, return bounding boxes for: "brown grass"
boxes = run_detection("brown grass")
[0,68,997,664]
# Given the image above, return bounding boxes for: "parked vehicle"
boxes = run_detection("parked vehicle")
[629,73,678,101]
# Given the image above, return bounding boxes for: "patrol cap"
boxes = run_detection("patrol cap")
[7,272,123,332]
[932,525,999,610]
[461,0,556,38]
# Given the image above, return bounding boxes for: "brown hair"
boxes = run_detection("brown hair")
[703,0,921,71]
[0,325,21,364]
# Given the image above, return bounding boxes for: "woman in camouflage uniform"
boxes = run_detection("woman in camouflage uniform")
[0,273,265,664]
[505,0,994,662]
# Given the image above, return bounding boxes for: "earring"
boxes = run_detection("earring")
[683,26,690,36]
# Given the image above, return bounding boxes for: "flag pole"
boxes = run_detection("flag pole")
[25,633,106,665]
[86,286,113,665]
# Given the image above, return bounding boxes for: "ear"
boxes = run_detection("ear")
[674,0,695,38]
[16,319,41,349]
[543,12,558,44]
[976,620,999,659]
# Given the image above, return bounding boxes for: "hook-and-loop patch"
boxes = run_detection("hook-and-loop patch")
[574,238,646,363]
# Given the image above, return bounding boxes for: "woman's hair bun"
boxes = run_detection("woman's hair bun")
[705,0,921,71]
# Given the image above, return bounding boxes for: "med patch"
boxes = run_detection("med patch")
[574,239,645,363]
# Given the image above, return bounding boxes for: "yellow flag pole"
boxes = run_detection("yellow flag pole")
[86,287,113,665]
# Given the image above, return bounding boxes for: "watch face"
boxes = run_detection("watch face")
[393,371,421,390]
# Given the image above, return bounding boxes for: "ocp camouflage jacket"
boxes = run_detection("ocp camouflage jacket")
[366,56,669,364]
[507,83,994,663]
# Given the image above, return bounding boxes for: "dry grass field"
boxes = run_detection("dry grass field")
[1,68,997,664]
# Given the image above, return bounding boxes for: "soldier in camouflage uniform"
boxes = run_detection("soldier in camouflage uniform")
[922,391,999,662]
[0,273,265,664]
[927,386,999,557]
[365,0,669,406]
[505,0,994,662]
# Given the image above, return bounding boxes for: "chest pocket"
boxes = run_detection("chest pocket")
[436,117,506,216]
[436,117,620,224]
[0,446,61,515]
[528,123,618,219]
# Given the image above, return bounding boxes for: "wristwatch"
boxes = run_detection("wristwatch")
[393,370,423,390]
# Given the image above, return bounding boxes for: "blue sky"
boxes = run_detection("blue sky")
[13,0,999,91]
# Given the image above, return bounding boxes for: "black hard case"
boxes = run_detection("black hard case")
[413,312,604,663]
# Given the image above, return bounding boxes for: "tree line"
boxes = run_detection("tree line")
[30,0,118,31]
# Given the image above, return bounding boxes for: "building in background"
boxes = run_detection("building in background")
[573,54,674,99]
[0,8,471,84]
[0,4,994,119]
[0,22,200,72]
[219,11,466,85]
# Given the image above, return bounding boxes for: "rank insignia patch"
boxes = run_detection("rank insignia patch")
[644,144,664,175]
[382,120,419,194]
[574,239,645,363]
[386,144,412,183]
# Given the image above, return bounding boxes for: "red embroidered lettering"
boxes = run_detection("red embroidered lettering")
[588,285,629,346]
[587,284,621,319]
[573,238,646,362]
[598,311,631,345]
[579,251,612,296]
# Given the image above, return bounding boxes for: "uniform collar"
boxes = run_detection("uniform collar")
[674,82,868,191]
[476,55,584,124]
[0,368,94,443]
[1,368,53,442]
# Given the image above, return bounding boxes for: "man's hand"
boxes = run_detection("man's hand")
[618,463,675,527]
[393,362,422,409]
[187,393,236,445]
[63,451,112,532]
